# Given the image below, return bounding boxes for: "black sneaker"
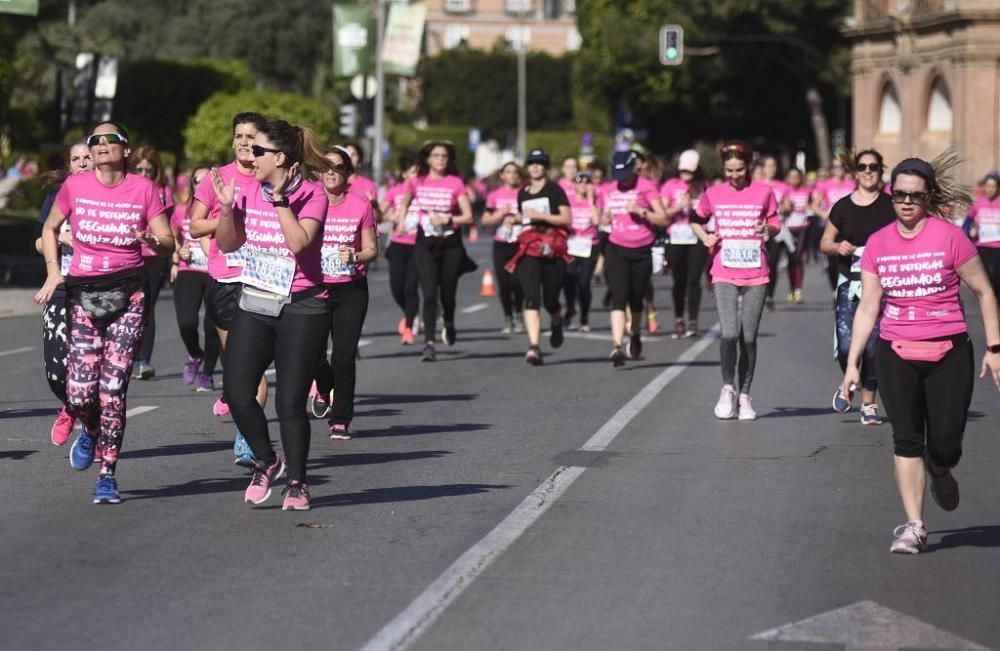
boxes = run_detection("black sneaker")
[610,346,625,367]
[550,321,564,349]
[925,456,959,511]
[628,331,642,360]
[421,343,437,362]
[442,322,456,346]
[525,346,543,366]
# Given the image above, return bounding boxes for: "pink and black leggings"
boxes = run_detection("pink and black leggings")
[65,287,146,475]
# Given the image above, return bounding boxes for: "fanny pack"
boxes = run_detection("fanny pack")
[71,275,144,321]
[891,339,954,363]
[239,285,324,318]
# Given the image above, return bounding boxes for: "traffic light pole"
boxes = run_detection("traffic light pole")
[373,0,386,186]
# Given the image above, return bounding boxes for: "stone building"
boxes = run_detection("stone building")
[423,0,580,55]
[845,0,1000,185]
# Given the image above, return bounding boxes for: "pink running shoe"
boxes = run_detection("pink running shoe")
[244,456,286,505]
[329,423,352,441]
[50,407,75,446]
[282,482,311,511]
[890,521,928,554]
[213,397,230,418]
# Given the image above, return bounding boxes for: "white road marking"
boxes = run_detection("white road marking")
[749,600,991,650]
[359,324,721,651]
[125,406,158,418]
[358,338,373,348]
[0,346,35,357]
[460,303,489,314]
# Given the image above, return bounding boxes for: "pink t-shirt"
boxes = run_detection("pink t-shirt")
[764,179,789,204]
[817,179,855,212]
[661,177,700,243]
[568,191,599,242]
[605,177,661,248]
[170,203,209,274]
[408,174,465,237]
[236,179,328,294]
[696,181,780,286]
[785,185,813,230]
[348,175,378,203]
[861,217,978,341]
[321,193,375,284]
[141,187,175,257]
[487,186,521,244]
[968,195,1000,249]
[385,183,418,246]
[55,171,165,279]
[194,161,258,281]
[558,178,575,196]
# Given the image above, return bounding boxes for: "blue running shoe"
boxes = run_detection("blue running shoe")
[93,475,121,504]
[832,387,853,413]
[70,428,96,471]
[233,431,256,467]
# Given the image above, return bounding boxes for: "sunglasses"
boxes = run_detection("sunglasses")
[324,163,348,174]
[856,163,881,173]
[87,133,127,147]
[891,190,929,205]
[191,176,204,185]
[574,175,591,183]
[134,165,155,175]
[251,145,281,158]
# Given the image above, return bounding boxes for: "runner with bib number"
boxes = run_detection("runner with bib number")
[382,155,421,345]
[662,149,707,339]
[482,162,526,335]
[968,171,1000,301]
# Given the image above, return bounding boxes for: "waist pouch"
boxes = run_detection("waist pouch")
[70,275,144,321]
[239,285,323,318]
[891,339,954,363]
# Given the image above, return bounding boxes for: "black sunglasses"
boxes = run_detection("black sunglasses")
[324,163,348,174]
[574,174,591,183]
[891,190,929,205]
[251,145,281,158]
[87,133,128,147]
[856,163,881,173]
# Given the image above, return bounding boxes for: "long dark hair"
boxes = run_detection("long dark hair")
[417,140,460,178]
[839,148,885,191]
[256,119,333,180]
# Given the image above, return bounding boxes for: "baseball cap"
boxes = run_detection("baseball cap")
[611,150,639,181]
[678,149,700,173]
[525,148,550,167]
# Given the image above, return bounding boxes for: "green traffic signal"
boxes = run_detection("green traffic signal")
[666,46,678,60]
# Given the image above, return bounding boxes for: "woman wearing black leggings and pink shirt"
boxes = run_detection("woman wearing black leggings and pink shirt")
[398,141,474,362]
[309,146,378,440]
[382,155,421,344]
[841,155,1000,554]
[214,120,331,512]
[482,161,526,334]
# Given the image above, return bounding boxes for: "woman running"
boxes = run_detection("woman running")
[33,140,92,446]
[564,170,601,333]
[603,150,667,366]
[129,146,175,379]
[34,121,175,504]
[782,167,814,304]
[214,119,331,511]
[821,149,895,425]
[382,155,421,344]
[661,149,706,338]
[397,140,474,362]
[840,155,1000,554]
[508,148,571,364]
[482,161,525,334]
[813,158,856,292]
[169,165,221,391]
[692,141,779,420]
[344,141,382,222]
[968,171,1000,300]
[309,146,378,440]
[760,155,792,310]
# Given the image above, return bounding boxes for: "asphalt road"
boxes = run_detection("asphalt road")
[1,242,998,651]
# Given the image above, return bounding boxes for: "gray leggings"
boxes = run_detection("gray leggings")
[714,282,767,393]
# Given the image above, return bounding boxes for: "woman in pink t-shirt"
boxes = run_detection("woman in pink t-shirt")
[481,161,526,334]
[308,146,378,441]
[692,141,780,420]
[813,158,856,291]
[968,171,1000,300]
[662,150,707,339]
[782,167,814,302]
[381,154,421,344]
[759,155,793,310]
[34,121,174,504]
[213,119,331,511]
[563,171,602,333]
[841,156,1000,554]
[343,141,382,223]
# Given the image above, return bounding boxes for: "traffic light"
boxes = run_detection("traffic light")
[659,25,684,66]
[339,103,358,138]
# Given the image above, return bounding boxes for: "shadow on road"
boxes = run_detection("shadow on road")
[123,440,232,459]
[360,422,491,438]
[928,525,1000,551]
[760,406,836,418]
[0,450,35,460]
[307,450,451,471]
[0,407,59,419]
[356,393,476,406]
[310,482,512,508]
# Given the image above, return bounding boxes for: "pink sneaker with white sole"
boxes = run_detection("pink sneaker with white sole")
[244,456,286,505]
[50,407,75,446]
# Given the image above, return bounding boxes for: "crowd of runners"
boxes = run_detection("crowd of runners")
[28,113,1000,554]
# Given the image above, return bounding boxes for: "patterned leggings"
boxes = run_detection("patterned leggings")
[42,295,69,405]
[66,287,146,474]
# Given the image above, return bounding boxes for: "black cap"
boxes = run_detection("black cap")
[891,158,936,191]
[611,150,639,181]
[525,148,550,167]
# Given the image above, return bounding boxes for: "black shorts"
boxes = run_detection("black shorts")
[206,280,241,331]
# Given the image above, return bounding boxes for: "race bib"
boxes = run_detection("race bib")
[567,236,593,258]
[521,197,551,224]
[404,210,420,234]
[420,212,453,238]
[979,223,1000,244]
[189,245,209,270]
[499,222,522,244]
[786,212,808,229]
[241,249,295,295]
[322,246,356,277]
[59,247,72,277]
[669,224,698,245]
[721,239,762,269]
[225,249,246,268]
[652,245,666,274]
[850,245,865,274]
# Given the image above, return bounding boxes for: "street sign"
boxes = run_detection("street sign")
[333,3,372,78]
[659,25,684,66]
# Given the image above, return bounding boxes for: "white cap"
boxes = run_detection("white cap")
[678,149,700,173]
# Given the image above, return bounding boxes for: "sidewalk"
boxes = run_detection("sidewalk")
[0,289,40,319]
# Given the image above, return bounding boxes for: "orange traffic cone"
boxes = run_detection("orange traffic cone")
[480,269,496,297]
[469,224,480,243]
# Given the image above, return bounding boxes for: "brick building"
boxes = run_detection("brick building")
[422,0,580,55]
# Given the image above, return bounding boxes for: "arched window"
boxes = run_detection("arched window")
[878,83,902,135]
[927,77,953,132]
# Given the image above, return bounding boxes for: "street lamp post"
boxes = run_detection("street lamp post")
[373,0,386,186]
[516,1,531,161]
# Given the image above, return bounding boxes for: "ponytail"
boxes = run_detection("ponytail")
[257,119,335,181]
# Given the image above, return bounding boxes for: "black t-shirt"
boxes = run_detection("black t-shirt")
[829,192,896,278]
[517,180,569,230]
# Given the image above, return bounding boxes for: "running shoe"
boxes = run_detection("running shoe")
[860,403,882,425]
[501,317,514,335]
[832,388,853,413]
[627,331,642,360]
[401,327,415,345]
[578,322,591,333]
[50,407,75,446]
[646,310,659,334]
[610,346,625,367]
[182,357,201,384]
[890,521,928,554]
[93,474,121,505]
[550,322,564,349]
[413,315,422,336]
[670,319,685,339]
[738,394,757,421]
[925,457,960,512]
[513,313,525,334]
[563,308,576,331]
[308,382,332,419]
[196,373,214,392]
[421,343,436,362]
[685,321,699,338]
[282,482,311,511]
[397,316,407,336]
[792,289,804,304]
[713,386,737,420]
[329,423,352,441]
[213,397,230,418]
[233,431,256,467]
[525,346,543,366]
[442,322,457,346]
[133,362,155,380]
[244,456,286,505]
[787,291,795,303]
[70,428,96,471]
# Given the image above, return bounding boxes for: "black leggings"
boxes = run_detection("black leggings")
[493,241,524,318]
[875,336,973,467]
[516,255,565,314]
[604,242,652,313]
[138,255,169,364]
[314,279,369,426]
[666,243,706,321]
[978,246,1000,301]
[42,293,69,405]
[223,300,328,482]
[765,238,784,300]
[172,271,221,376]
[563,250,598,323]
[387,243,420,328]
[415,234,464,343]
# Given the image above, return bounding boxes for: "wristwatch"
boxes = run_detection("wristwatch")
[273,196,290,208]
[988,343,1000,354]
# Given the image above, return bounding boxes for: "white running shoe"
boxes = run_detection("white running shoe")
[713,386,737,419]
[738,394,757,421]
